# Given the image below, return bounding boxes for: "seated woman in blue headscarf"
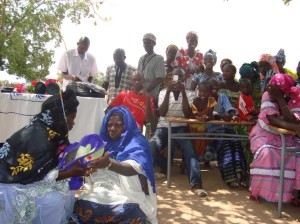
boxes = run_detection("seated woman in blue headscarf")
[74,106,157,224]
[0,89,91,223]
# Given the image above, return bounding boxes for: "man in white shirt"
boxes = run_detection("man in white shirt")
[58,36,99,90]
[149,67,207,196]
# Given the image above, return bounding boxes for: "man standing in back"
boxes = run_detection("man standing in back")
[102,48,136,104]
[58,36,99,91]
[137,33,165,135]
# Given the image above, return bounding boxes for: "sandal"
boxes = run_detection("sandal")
[193,188,208,197]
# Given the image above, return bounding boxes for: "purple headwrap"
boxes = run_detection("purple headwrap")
[269,73,295,95]
[275,48,286,63]
[186,31,198,41]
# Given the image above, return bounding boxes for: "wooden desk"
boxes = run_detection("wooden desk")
[165,116,253,188]
[0,93,107,143]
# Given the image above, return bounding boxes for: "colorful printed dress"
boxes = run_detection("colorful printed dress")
[207,91,247,186]
[249,92,300,203]
[174,48,203,90]
[0,109,74,223]
[189,97,217,157]
[220,88,253,176]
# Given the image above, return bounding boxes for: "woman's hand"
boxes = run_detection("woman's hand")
[223,114,232,122]
[57,161,92,180]
[68,161,92,177]
[266,84,283,99]
[196,115,209,122]
[232,115,240,122]
[88,151,111,170]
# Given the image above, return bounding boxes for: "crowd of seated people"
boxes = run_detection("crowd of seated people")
[102,31,300,206]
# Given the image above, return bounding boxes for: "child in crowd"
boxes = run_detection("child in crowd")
[237,78,259,123]
[189,81,217,166]
[104,71,155,132]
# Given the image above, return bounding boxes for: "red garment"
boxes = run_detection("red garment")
[237,93,255,121]
[110,90,155,129]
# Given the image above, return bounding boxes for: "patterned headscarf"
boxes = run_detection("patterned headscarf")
[100,106,156,193]
[41,89,79,137]
[274,48,286,63]
[186,31,198,41]
[269,73,295,95]
[259,54,280,73]
[143,33,156,43]
[204,49,217,65]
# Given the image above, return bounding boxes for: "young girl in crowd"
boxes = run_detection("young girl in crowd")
[189,82,217,161]
[258,54,280,92]
[191,49,222,91]
[237,78,259,123]
[209,64,248,189]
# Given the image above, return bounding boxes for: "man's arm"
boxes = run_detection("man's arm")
[60,71,80,82]
[145,96,154,123]
[102,66,111,90]
[102,81,109,90]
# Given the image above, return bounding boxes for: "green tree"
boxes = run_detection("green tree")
[0,0,104,81]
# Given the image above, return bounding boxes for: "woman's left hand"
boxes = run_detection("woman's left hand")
[267,84,283,99]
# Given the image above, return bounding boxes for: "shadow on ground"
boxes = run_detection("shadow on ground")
[156,161,300,224]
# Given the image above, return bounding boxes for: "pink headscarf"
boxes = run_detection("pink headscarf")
[259,54,280,73]
[269,73,295,95]
[288,86,300,108]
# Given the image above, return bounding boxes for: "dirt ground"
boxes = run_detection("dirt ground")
[156,161,300,224]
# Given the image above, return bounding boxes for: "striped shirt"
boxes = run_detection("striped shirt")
[105,64,136,104]
[157,89,196,128]
[137,53,165,97]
